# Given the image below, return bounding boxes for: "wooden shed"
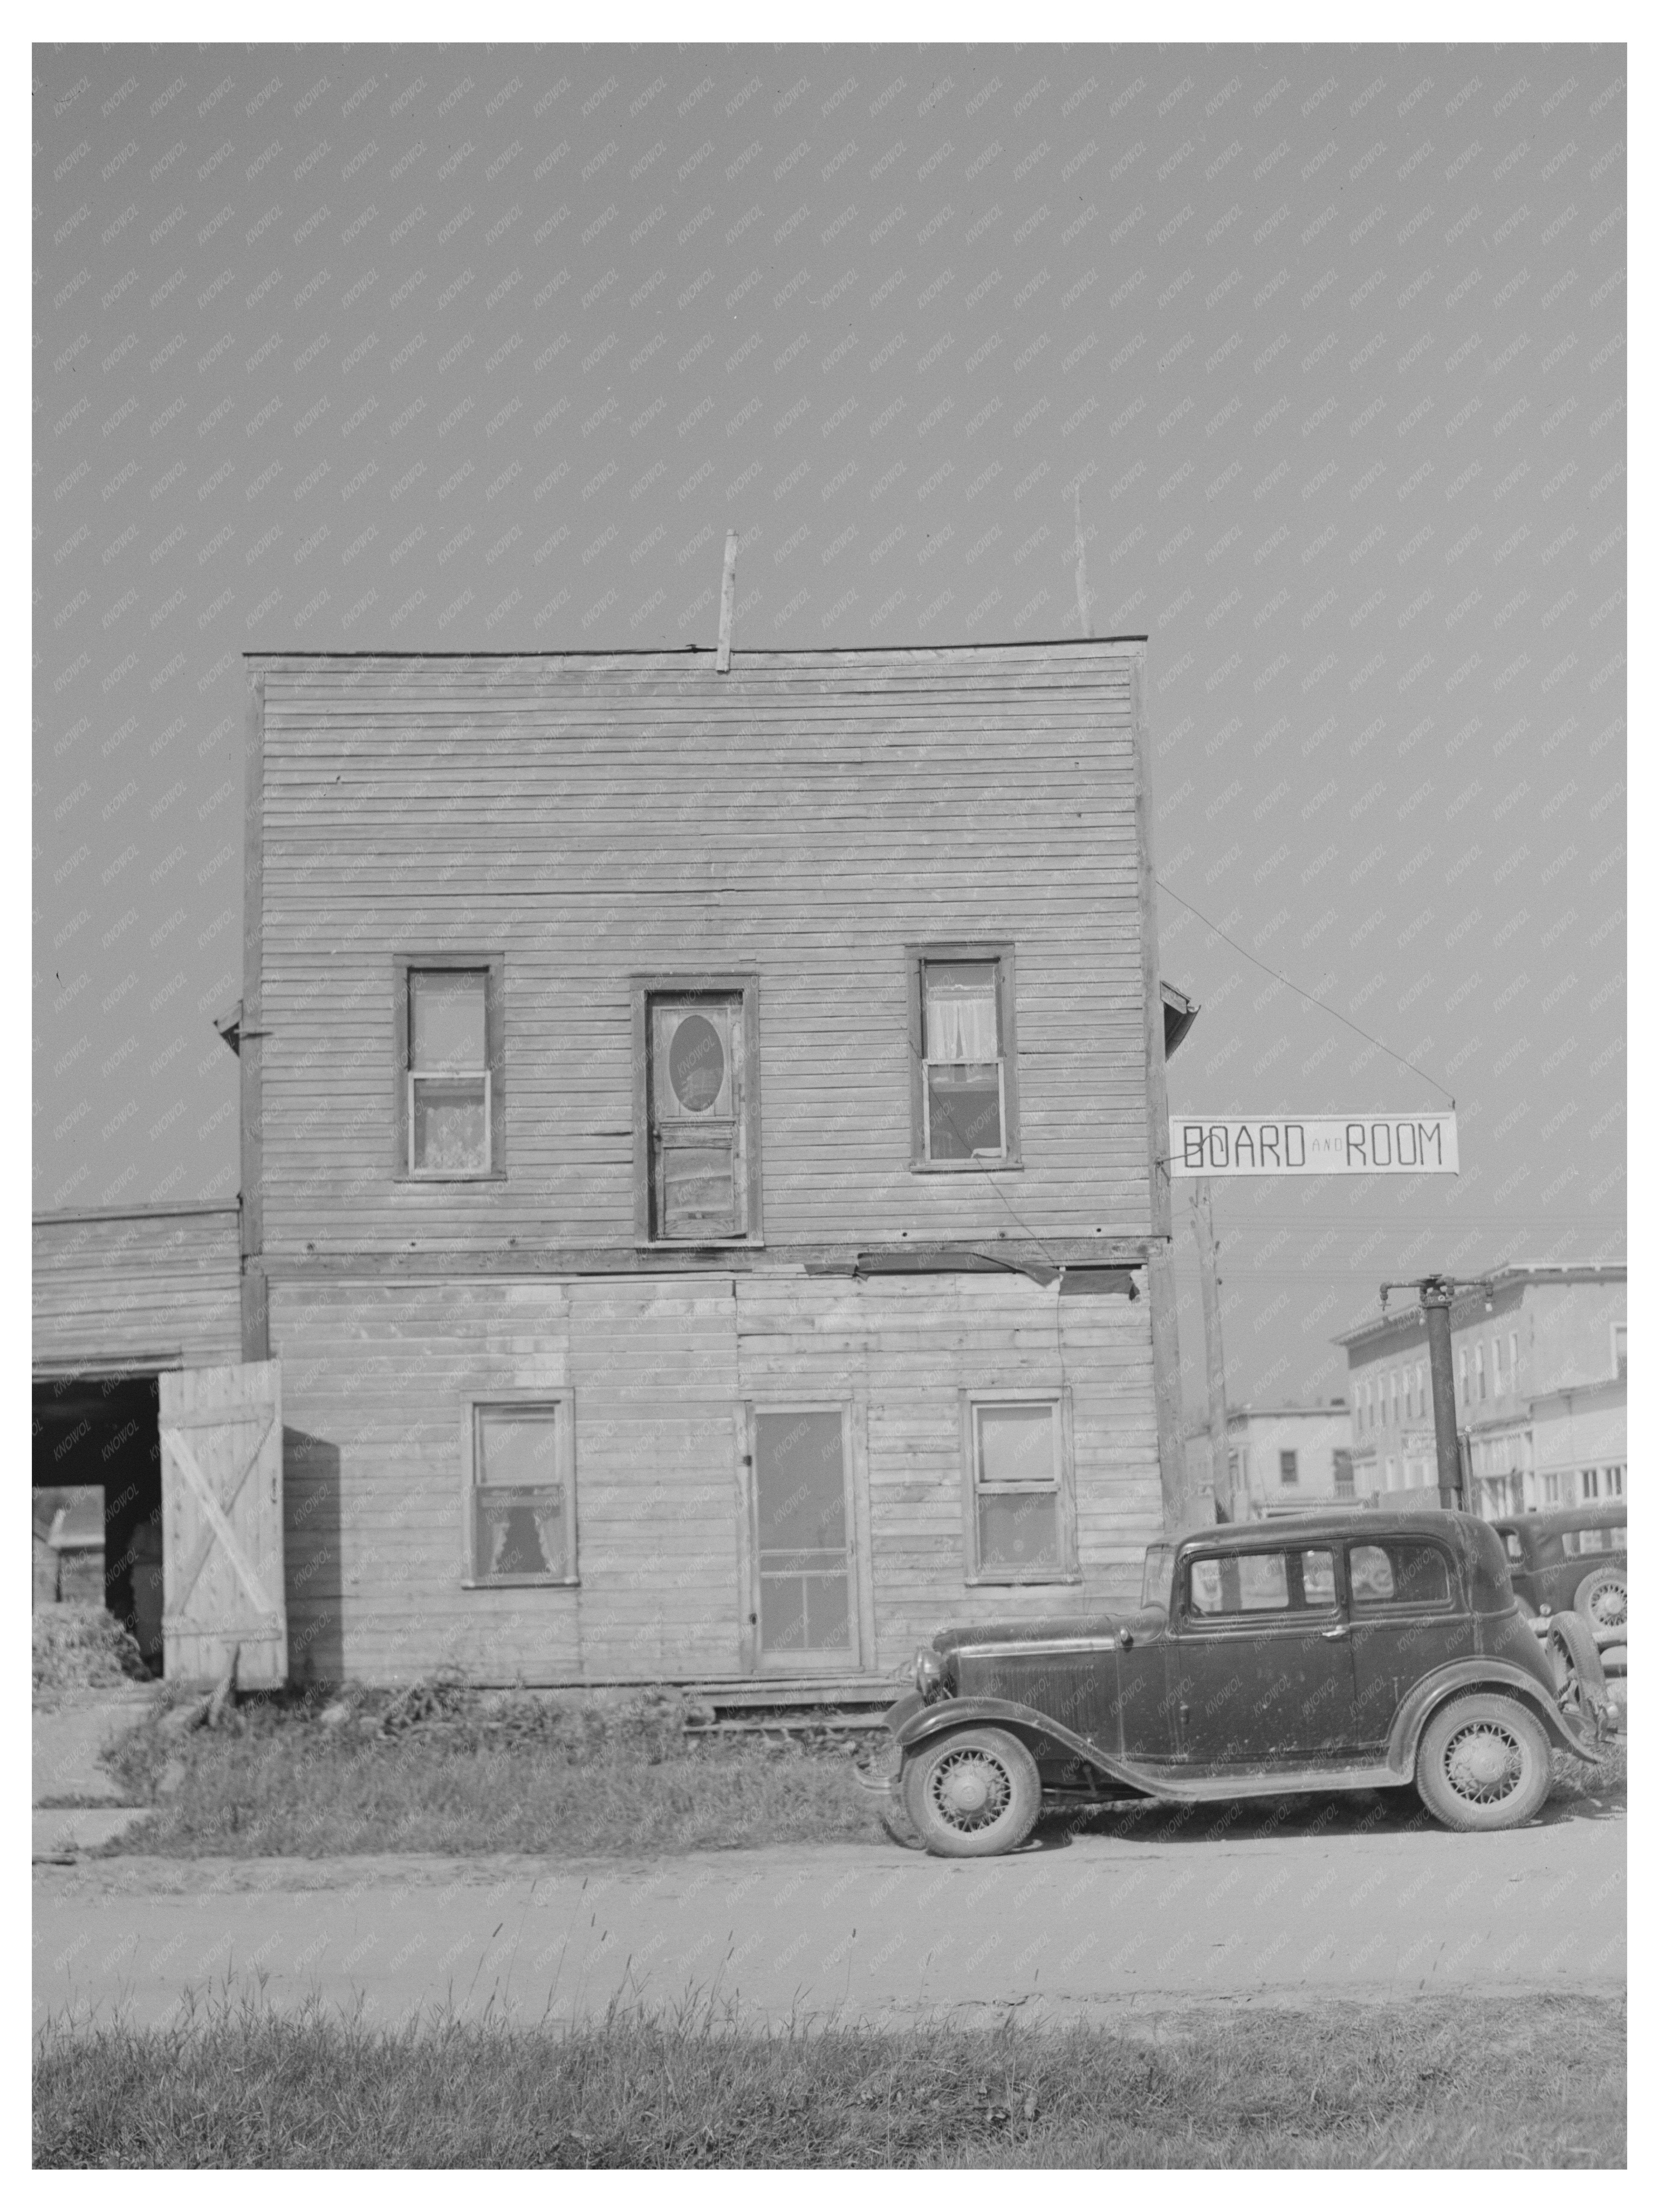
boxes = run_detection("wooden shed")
[31,1204,243,1671]
[200,640,1198,1692]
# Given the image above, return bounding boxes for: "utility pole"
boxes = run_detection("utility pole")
[1190,1178,1231,1517]
[1379,1273,1493,1512]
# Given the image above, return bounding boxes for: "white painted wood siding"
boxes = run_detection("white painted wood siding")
[33,1206,242,1373]
[253,644,1151,1256]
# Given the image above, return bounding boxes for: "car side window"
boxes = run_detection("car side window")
[1187,1548,1335,1617]
[1502,1531,1525,1564]
[1349,1540,1452,1608]
[1300,1548,1337,1607]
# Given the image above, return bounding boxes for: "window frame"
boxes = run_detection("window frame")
[630,973,763,1248]
[1345,1535,1459,1615]
[907,942,1023,1171]
[959,1387,1077,1586]
[1176,1541,1341,1627]
[460,1389,578,1589]
[393,953,507,1183]
[1279,1449,1299,1486]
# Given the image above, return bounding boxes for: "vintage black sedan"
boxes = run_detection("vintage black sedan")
[866,1509,1614,1856]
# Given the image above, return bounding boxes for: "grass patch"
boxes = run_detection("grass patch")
[34,1991,1624,2167]
[92,1677,1625,1863]
[97,1687,886,1859]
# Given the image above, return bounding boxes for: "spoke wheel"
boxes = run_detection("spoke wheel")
[901,1727,1041,1858]
[1574,1566,1627,1638]
[1415,1692,1552,1833]
[1442,1719,1526,1806]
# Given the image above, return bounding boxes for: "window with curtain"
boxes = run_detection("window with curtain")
[464,1397,576,1586]
[923,958,1004,1159]
[909,948,1018,1165]
[397,958,504,1179]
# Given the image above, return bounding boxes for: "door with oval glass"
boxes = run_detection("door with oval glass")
[649,995,746,1239]
[747,1405,860,1671]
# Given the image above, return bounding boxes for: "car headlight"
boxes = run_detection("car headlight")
[913,1647,945,1700]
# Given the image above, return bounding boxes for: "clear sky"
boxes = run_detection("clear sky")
[32,39,1626,1414]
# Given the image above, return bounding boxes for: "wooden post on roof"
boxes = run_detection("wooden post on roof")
[1073,484,1092,639]
[716,530,738,672]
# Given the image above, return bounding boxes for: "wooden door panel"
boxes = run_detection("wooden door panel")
[159,1360,287,1686]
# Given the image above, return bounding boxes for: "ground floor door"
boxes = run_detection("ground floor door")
[159,1359,287,1687]
[746,1405,863,1672]
[32,1367,166,1673]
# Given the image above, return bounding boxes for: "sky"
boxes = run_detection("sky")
[31,37,1626,1419]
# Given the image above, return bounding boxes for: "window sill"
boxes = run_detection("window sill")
[394,1171,509,1185]
[461,1575,580,1590]
[966,1571,1082,1589]
[909,1157,1024,1174]
[634,1236,765,1251]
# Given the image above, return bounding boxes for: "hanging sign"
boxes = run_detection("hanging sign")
[1170,1111,1458,1176]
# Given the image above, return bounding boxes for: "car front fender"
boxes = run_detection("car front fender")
[1385,1658,1607,1773]
[887,1694,1153,1795]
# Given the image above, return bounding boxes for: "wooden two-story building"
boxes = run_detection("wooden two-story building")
[193,639,1198,1691]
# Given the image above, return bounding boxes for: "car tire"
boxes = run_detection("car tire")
[901,1727,1042,1858]
[1548,1612,1611,1732]
[1573,1565,1628,1640]
[1414,1693,1553,1833]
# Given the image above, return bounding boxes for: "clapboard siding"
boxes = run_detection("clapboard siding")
[33,1207,242,1373]
[252,643,1154,1255]
[272,1275,745,1684]
[269,1268,1160,1684]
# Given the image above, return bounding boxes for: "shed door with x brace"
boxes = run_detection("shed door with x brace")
[159,1360,287,1686]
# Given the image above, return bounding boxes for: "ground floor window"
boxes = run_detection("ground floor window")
[964,1393,1075,1582]
[463,1395,577,1586]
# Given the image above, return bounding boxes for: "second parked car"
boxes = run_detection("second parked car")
[1485,1504,1627,1640]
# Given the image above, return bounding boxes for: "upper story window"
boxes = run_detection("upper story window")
[1475,1342,1486,1400]
[909,945,1021,1169]
[395,956,505,1181]
[1612,1324,1627,1379]
[633,978,761,1245]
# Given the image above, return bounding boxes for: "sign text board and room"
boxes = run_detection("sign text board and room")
[1170,1113,1459,1177]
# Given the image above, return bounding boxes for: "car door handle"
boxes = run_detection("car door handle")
[1321,1624,1350,1640]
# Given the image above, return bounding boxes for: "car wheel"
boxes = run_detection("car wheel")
[901,1727,1042,1858]
[1548,1612,1611,1732]
[1414,1693,1553,1833]
[1574,1565,1628,1639]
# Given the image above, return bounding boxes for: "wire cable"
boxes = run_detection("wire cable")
[1156,877,1457,1107]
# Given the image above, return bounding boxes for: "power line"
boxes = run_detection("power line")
[1156,878,1457,1106]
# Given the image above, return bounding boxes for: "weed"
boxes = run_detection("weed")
[34,1989,1625,2167]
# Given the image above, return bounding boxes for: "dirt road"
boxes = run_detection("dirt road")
[34,1795,1624,2033]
